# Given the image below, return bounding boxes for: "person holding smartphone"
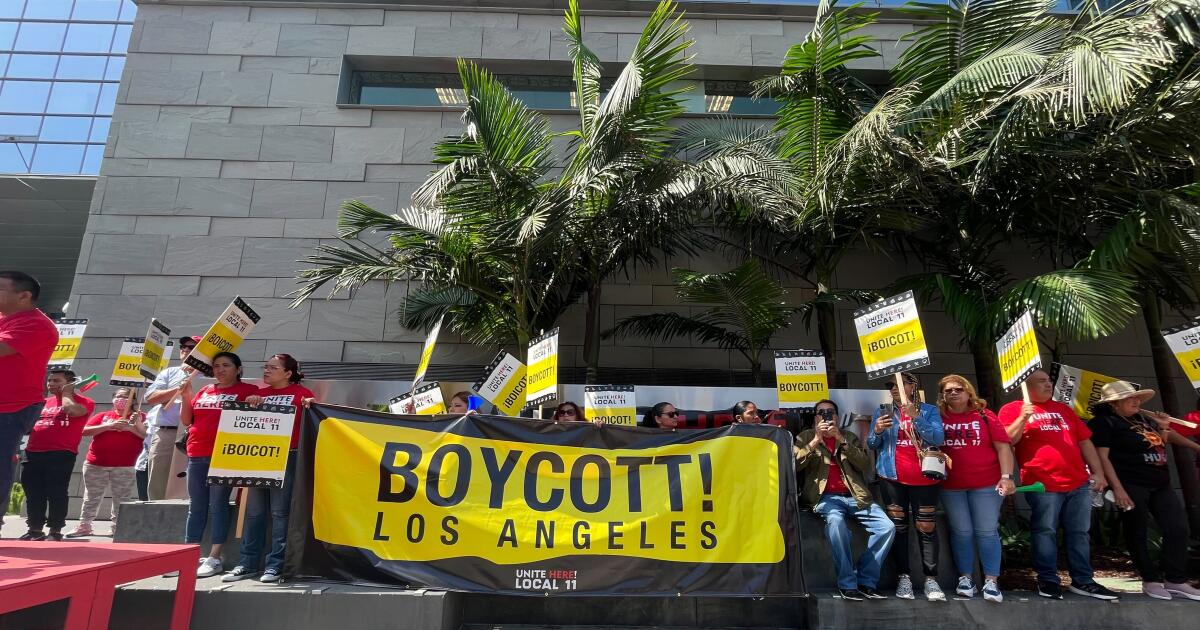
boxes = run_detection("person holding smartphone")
[796,399,895,601]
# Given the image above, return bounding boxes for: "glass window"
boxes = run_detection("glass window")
[7,54,58,78]
[81,142,102,173]
[97,81,116,112]
[63,24,115,54]
[88,115,108,141]
[704,81,781,116]
[31,142,84,174]
[23,0,73,20]
[0,80,51,113]
[0,114,41,136]
[0,20,19,49]
[0,142,35,172]
[57,55,106,80]
[110,24,131,53]
[39,115,90,141]
[45,81,99,114]
[103,54,123,80]
[15,23,67,52]
[0,1,26,20]
[0,54,9,75]
[72,0,121,21]
[119,0,136,21]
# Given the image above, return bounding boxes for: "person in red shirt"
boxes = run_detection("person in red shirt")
[224,353,315,584]
[65,387,148,538]
[0,271,59,521]
[936,374,1014,603]
[998,368,1118,601]
[179,352,257,578]
[19,369,95,540]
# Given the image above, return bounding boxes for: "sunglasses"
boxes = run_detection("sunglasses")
[557,408,577,415]
[943,387,965,394]
[659,411,678,418]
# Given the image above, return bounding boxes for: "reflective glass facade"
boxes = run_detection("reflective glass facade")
[0,0,135,175]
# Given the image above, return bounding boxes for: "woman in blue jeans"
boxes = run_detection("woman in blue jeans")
[935,375,1015,602]
[222,353,315,584]
[179,352,258,578]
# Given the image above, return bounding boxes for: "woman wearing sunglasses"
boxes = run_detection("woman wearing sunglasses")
[552,402,584,422]
[935,375,1014,603]
[641,402,681,429]
[867,372,946,601]
[1089,381,1200,601]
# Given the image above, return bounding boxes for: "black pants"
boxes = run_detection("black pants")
[21,450,77,532]
[880,478,940,577]
[1121,482,1190,583]
[136,467,149,501]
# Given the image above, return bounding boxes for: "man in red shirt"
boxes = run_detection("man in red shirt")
[999,369,1118,601]
[19,369,95,541]
[0,271,59,524]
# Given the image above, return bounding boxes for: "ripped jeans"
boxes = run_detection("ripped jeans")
[880,478,941,577]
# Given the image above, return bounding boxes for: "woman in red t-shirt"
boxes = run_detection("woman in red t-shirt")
[179,352,258,578]
[65,387,147,538]
[936,374,1015,603]
[223,353,315,584]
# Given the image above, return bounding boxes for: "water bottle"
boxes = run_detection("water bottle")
[1089,479,1105,508]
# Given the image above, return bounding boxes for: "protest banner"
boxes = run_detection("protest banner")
[413,316,442,386]
[584,385,638,426]
[49,318,87,370]
[525,328,559,411]
[185,297,261,376]
[853,291,930,404]
[996,311,1041,401]
[139,318,172,381]
[472,351,527,416]
[412,382,447,415]
[773,350,828,409]
[287,405,804,595]
[208,401,295,488]
[1050,363,1137,421]
[110,338,173,387]
[1162,317,1200,395]
[389,391,415,414]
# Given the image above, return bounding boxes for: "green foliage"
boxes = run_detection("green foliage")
[7,482,23,515]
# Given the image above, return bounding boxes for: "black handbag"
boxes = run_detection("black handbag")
[174,424,189,454]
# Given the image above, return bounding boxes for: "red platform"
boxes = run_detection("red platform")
[0,541,199,630]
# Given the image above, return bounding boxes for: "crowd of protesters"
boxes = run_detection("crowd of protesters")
[3,268,1200,600]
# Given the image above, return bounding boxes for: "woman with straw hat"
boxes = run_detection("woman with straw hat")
[1089,380,1200,601]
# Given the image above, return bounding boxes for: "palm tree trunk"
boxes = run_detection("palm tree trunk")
[583,282,602,384]
[969,337,1001,406]
[815,272,843,388]
[1142,293,1200,531]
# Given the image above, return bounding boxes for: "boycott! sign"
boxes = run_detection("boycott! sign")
[140,318,172,381]
[853,291,930,379]
[111,338,173,387]
[412,382,446,415]
[473,351,527,416]
[774,350,828,409]
[389,391,415,414]
[1162,317,1200,395]
[584,385,637,426]
[286,405,804,595]
[996,311,1041,393]
[186,297,261,376]
[49,318,87,370]
[413,316,442,386]
[209,401,295,488]
[1051,363,1136,421]
[525,328,559,410]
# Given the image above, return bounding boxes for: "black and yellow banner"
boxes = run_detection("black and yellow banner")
[285,404,804,596]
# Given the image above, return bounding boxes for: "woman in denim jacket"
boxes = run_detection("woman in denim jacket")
[867,372,945,601]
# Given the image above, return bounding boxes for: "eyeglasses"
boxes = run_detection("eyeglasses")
[557,409,577,415]
[660,411,678,418]
[943,387,965,394]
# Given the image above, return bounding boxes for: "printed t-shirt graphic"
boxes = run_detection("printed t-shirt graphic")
[998,399,1091,492]
[939,409,1010,490]
[187,382,258,457]
[28,394,96,453]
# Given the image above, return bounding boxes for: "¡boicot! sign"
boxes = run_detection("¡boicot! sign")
[185,297,261,376]
[208,401,295,488]
[583,385,637,426]
[286,405,804,596]
[996,311,1041,393]
[49,318,87,370]
[853,291,930,380]
[472,351,527,416]
[1050,363,1136,421]
[1162,318,1200,395]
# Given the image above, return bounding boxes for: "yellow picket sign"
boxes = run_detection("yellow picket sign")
[584,385,637,426]
[472,351,527,416]
[996,312,1041,393]
[50,318,87,369]
[186,297,261,376]
[1163,318,1200,395]
[774,350,828,408]
[853,291,931,380]
[413,316,442,385]
[525,328,559,410]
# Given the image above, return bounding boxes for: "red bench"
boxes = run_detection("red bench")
[0,541,198,629]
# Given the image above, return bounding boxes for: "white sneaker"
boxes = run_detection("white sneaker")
[956,576,976,598]
[925,578,947,602]
[260,569,281,583]
[196,557,223,578]
[982,578,1003,603]
[1164,582,1200,601]
[895,574,915,600]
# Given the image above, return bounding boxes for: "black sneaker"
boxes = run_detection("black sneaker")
[46,531,64,541]
[839,588,866,601]
[859,586,888,600]
[18,530,46,541]
[1038,581,1064,599]
[1068,582,1119,600]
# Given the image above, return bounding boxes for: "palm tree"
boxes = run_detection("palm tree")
[603,261,800,385]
